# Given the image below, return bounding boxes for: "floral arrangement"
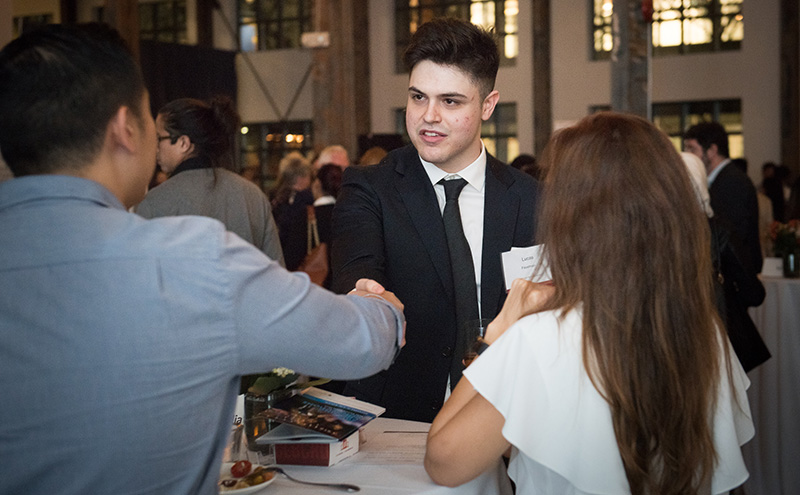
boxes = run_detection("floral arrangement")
[770,220,800,257]
[242,367,329,397]
[246,367,299,396]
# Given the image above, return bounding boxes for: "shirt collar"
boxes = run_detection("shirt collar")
[313,195,336,206]
[0,175,126,213]
[706,158,731,186]
[420,143,487,192]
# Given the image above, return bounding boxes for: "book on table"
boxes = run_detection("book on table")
[254,387,384,444]
[253,387,384,466]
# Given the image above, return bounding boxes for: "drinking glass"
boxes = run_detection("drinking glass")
[461,318,492,367]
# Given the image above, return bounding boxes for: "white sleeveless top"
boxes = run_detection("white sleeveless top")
[464,307,754,495]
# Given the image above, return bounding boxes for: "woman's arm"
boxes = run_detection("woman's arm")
[424,279,555,486]
[424,377,509,487]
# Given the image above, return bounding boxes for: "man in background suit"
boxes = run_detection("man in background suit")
[684,122,770,371]
[331,18,539,422]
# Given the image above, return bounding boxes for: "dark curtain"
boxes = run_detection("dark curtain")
[139,40,237,116]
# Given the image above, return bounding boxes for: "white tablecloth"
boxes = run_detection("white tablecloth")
[259,417,512,495]
[742,276,800,495]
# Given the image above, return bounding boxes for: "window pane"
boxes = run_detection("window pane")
[240,24,257,52]
[240,0,310,51]
[683,18,712,45]
[284,0,300,18]
[140,5,154,30]
[240,0,256,20]
[654,19,683,47]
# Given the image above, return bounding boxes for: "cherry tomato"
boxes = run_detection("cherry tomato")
[230,460,252,478]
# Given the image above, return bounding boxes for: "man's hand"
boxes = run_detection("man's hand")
[484,278,555,345]
[350,278,406,346]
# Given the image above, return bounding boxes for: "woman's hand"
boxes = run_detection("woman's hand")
[484,278,554,345]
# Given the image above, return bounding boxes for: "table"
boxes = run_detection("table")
[256,418,513,495]
[742,276,800,495]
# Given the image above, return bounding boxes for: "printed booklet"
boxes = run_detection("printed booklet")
[254,387,384,445]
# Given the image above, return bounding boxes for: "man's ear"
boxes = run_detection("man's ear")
[108,106,137,153]
[176,134,193,153]
[481,90,500,121]
[708,143,719,158]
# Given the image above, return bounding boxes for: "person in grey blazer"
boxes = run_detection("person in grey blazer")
[331,18,539,422]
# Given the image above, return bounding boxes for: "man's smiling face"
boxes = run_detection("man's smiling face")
[405,60,498,174]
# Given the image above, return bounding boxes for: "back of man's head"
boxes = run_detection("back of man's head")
[0,23,145,177]
[403,18,499,98]
[683,121,730,159]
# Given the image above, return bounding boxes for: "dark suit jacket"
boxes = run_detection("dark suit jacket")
[709,162,763,275]
[710,218,770,372]
[331,145,539,422]
[709,162,770,371]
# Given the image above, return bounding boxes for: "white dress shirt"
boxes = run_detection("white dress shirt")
[420,144,486,316]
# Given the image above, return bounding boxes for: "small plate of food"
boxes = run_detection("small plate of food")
[218,460,276,493]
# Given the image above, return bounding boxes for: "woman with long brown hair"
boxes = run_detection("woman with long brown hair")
[425,112,753,494]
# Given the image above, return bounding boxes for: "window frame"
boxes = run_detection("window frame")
[238,0,313,52]
[138,0,188,44]
[240,120,314,191]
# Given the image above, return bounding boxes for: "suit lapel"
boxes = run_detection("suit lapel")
[481,156,520,318]
[393,147,455,301]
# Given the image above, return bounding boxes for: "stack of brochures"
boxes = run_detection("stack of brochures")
[254,387,384,466]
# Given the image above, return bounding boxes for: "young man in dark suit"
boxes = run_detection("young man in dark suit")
[684,122,770,371]
[331,18,540,422]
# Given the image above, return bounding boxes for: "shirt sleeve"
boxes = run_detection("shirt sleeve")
[220,231,404,379]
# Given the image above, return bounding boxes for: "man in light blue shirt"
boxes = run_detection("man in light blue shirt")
[0,24,404,495]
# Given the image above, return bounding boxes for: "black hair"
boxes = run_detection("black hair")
[402,18,499,98]
[683,122,730,158]
[0,23,145,176]
[316,163,343,198]
[158,95,241,171]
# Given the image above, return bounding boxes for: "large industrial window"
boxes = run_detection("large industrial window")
[395,0,519,72]
[238,0,313,52]
[139,0,187,43]
[592,0,743,60]
[653,99,743,158]
[240,121,314,191]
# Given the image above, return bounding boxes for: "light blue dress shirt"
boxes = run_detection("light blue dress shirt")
[0,175,403,494]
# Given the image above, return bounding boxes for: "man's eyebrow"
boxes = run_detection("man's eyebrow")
[408,86,467,99]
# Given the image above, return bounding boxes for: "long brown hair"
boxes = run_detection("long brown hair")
[537,112,726,494]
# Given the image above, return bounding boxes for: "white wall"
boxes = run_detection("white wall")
[368,0,410,135]
[235,49,314,123]
[0,0,14,48]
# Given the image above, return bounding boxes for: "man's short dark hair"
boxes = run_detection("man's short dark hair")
[402,18,499,98]
[0,23,146,176]
[683,121,730,158]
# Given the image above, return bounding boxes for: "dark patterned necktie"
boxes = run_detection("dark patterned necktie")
[439,177,479,386]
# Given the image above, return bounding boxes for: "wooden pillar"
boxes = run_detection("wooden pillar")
[311,0,370,160]
[59,0,78,24]
[532,0,552,158]
[103,0,140,61]
[196,0,214,48]
[781,0,799,175]
[610,0,650,118]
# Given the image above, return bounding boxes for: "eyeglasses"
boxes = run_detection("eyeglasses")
[157,134,173,143]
